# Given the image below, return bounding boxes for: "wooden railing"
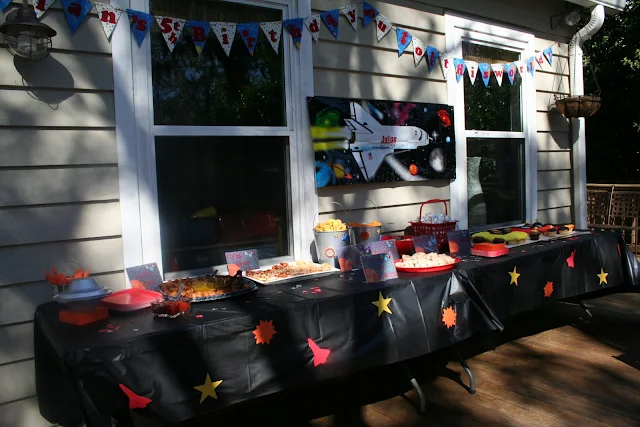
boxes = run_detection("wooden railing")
[587,184,640,254]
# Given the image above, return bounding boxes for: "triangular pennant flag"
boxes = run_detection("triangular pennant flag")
[210,22,236,57]
[441,54,452,80]
[396,28,412,56]
[426,46,439,73]
[341,4,358,31]
[61,0,93,36]
[504,62,517,85]
[127,9,153,47]
[0,0,12,12]
[526,56,536,77]
[237,23,260,55]
[261,21,283,52]
[515,60,526,78]
[283,19,303,50]
[412,37,425,67]
[304,15,321,43]
[155,16,185,52]
[321,10,340,39]
[492,64,504,87]
[375,14,392,41]
[34,0,56,19]
[186,21,210,56]
[95,3,123,42]
[465,60,479,84]
[535,51,546,69]
[453,58,466,83]
[362,2,379,28]
[543,46,553,66]
[478,63,491,87]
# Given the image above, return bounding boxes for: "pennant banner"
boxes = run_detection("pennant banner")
[492,63,504,87]
[156,16,185,52]
[535,51,546,68]
[321,9,340,39]
[396,28,412,56]
[304,14,321,42]
[210,22,236,57]
[262,21,283,52]
[237,23,260,55]
[0,0,10,12]
[362,2,379,28]
[515,60,526,78]
[526,56,535,77]
[127,9,153,47]
[187,21,210,56]
[454,58,466,83]
[543,46,553,66]
[441,54,452,80]
[282,19,302,50]
[62,0,93,36]
[412,37,425,67]
[505,62,517,85]
[341,4,358,31]
[478,63,491,88]
[426,46,439,73]
[375,14,392,41]
[95,3,123,42]
[34,0,56,19]
[465,60,478,85]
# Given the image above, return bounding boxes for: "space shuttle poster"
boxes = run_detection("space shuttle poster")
[308,97,456,187]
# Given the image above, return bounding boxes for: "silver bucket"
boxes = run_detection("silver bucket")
[350,226,382,245]
[314,229,350,267]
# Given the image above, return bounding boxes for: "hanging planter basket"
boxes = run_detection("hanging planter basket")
[555,95,601,119]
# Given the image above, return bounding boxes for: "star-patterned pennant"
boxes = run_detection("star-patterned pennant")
[526,56,536,77]
[127,9,153,47]
[396,28,412,56]
[441,54,452,80]
[341,4,358,31]
[237,23,260,55]
[426,46,439,73]
[61,0,93,36]
[453,58,466,83]
[375,14,392,41]
[371,291,392,317]
[535,51,546,68]
[465,60,479,84]
[543,46,553,66]
[304,14,321,42]
[412,37,425,66]
[442,306,456,328]
[543,281,554,298]
[194,374,223,403]
[253,320,277,344]
[210,22,236,57]
[492,63,505,86]
[155,16,185,53]
[307,338,331,367]
[362,2,379,28]
[504,62,517,85]
[515,60,526,78]
[321,9,340,39]
[95,3,123,42]
[508,266,520,285]
[34,0,56,19]
[186,21,210,56]
[478,63,492,87]
[261,21,283,52]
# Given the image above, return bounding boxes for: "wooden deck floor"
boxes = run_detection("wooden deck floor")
[310,292,640,427]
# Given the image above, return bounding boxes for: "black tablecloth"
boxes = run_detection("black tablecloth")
[34,232,637,427]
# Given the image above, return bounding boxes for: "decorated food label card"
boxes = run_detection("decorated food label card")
[367,240,400,261]
[225,249,260,276]
[361,253,398,283]
[413,234,438,253]
[126,263,163,291]
[447,230,472,254]
[336,244,370,272]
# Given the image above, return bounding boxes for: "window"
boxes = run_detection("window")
[446,15,537,230]
[114,0,314,277]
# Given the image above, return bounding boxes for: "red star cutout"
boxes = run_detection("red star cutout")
[119,384,151,409]
[307,338,331,367]
[543,281,554,298]
[566,250,576,268]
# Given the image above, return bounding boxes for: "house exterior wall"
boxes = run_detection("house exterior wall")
[0,0,574,425]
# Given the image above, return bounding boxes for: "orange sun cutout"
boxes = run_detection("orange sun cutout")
[442,306,456,328]
[253,320,277,345]
[543,281,554,298]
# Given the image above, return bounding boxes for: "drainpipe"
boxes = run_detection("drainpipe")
[570,5,605,230]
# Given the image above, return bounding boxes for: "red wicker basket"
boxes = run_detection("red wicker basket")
[409,199,457,250]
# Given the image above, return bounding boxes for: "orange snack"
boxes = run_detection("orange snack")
[348,221,382,227]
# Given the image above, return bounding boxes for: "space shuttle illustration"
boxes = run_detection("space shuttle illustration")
[315,102,431,181]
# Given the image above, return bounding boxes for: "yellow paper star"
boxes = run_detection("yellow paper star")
[508,266,520,286]
[194,374,223,403]
[371,291,392,317]
[597,268,608,285]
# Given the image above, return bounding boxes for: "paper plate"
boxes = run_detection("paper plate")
[395,260,459,273]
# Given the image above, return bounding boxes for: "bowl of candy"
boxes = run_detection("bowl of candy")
[151,299,191,319]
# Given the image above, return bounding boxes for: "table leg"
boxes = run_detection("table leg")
[561,299,593,320]
[452,345,476,395]
[404,364,426,415]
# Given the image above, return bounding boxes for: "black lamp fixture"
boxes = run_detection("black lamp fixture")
[0,0,57,61]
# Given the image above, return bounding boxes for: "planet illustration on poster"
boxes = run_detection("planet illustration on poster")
[429,148,446,173]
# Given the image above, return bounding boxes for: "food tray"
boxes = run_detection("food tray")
[471,244,510,258]
[101,288,162,312]
[244,267,340,286]
[395,260,460,274]
[160,277,258,303]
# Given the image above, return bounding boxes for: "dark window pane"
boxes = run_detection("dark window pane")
[155,136,290,273]
[150,0,286,126]
[463,42,522,131]
[467,138,525,227]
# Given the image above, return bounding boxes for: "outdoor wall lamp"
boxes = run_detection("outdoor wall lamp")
[0,0,57,61]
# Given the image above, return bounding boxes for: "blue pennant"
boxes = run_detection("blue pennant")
[504,62,517,85]
[186,21,210,56]
[396,28,412,55]
[526,56,536,77]
[0,0,12,12]
[453,58,466,83]
[543,46,553,66]
[237,23,260,55]
[362,2,379,28]
[478,63,492,87]
[61,0,93,36]
[320,9,339,39]
[426,46,439,73]
[127,9,153,47]
[283,18,304,49]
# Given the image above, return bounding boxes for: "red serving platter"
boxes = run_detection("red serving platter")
[395,259,460,273]
[101,288,163,312]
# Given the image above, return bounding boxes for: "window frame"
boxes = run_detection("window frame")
[112,0,316,276]
[445,14,538,230]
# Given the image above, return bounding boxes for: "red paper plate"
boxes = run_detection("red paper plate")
[395,260,460,273]
[101,288,162,312]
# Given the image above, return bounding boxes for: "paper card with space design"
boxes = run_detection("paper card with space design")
[361,253,398,284]
[413,235,438,254]
[225,250,260,276]
[367,240,400,261]
[126,263,164,291]
[336,244,369,272]
[447,230,471,255]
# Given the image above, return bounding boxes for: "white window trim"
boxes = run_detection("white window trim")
[112,0,316,279]
[445,14,538,230]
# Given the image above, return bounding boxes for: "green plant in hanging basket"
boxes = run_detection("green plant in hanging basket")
[555,95,601,118]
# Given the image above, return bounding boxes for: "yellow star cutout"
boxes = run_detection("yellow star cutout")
[508,266,520,286]
[194,374,223,403]
[371,291,392,317]
[597,268,608,285]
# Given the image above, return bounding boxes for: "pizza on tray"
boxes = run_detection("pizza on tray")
[245,260,333,283]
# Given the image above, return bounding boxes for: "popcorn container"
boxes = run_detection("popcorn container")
[349,199,382,246]
[313,202,350,268]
